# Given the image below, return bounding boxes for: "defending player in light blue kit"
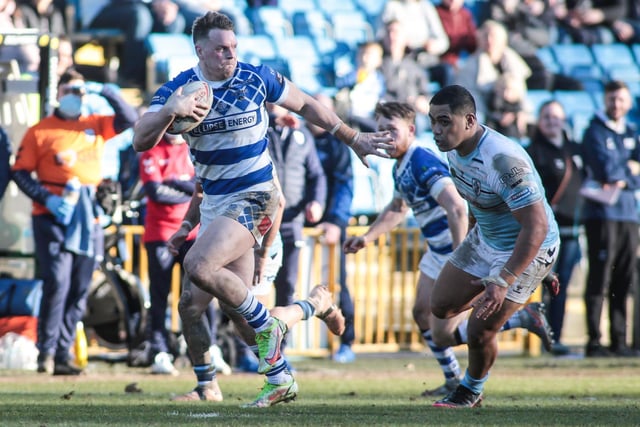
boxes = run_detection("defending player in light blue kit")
[132,11,393,408]
[428,85,560,408]
[344,102,554,398]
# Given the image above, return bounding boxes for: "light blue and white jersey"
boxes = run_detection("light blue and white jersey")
[446,126,559,251]
[148,62,289,206]
[394,144,456,255]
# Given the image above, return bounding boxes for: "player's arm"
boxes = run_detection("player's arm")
[435,183,469,249]
[344,197,408,253]
[278,83,392,168]
[133,86,209,152]
[501,200,549,283]
[167,181,203,256]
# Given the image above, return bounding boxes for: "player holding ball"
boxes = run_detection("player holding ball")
[133,11,392,408]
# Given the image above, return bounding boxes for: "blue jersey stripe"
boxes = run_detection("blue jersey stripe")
[201,163,272,195]
[191,138,268,166]
[421,216,449,238]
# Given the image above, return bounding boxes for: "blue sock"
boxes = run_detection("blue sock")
[234,292,271,331]
[423,329,461,381]
[461,370,489,395]
[193,364,215,388]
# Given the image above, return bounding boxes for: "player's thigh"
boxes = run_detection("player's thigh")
[431,262,483,318]
[186,216,255,273]
[414,272,434,314]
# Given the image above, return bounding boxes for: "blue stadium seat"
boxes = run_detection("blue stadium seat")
[235,35,278,62]
[330,10,374,48]
[317,0,358,15]
[607,65,640,83]
[292,10,332,39]
[554,90,597,116]
[535,46,559,74]
[591,43,635,73]
[632,44,640,64]
[246,6,293,39]
[145,33,197,93]
[569,111,593,143]
[275,36,330,94]
[550,44,595,75]
[278,0,318,17]
[525,89,554,119]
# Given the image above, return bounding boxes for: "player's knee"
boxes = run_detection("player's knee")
[178,291,200,322]
[430,302,450,320]
[183,251,218,287]
[412,304,430,329]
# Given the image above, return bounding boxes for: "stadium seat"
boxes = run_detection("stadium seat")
[317,0,358,15]
[246,6,293,39]
[330,10,375,48]
[554,90,597,117]
[591,43,635,73]
[235,35,278,62]
[607,64,640,83]
[569,111,593,142]
[278,0,318,17]
[550,44,595,75]
[631,44,640,64]
[292,10,332,39]
[145,33,197,93]
[535,46,559,74]
[525,89,554,119]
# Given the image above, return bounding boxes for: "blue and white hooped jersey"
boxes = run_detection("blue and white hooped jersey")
[394,144,456,255]
[148,62,289,205]
[446,126,559,251]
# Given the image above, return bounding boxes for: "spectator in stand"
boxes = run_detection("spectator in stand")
[336,41,386,133]
[14,0,66,34]
[379,19,432,134]
[612,0,640,44]
[526,100,584,356]
[581,80,640,358]
[485,72,530,142]
[556,0,626,44]
[11,69,138,375]
[0,0,40,73]
[173,0,236,34]
[150,0,186,33]
[306,93,356,364]
[489,0,583,91]
[88,0,186,88]
[435,0,478,71]
[379,0,452,88]
[454,19,531,120]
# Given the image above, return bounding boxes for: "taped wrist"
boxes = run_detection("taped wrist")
[480,275,510,288]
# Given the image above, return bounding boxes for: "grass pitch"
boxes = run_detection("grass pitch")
[1,351,639,426]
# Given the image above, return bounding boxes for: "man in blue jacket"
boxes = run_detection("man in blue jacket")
[581,80,640,358]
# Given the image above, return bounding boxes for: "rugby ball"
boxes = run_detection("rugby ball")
[166,81,213,134]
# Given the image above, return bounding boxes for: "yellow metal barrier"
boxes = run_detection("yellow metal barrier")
[115,225,542,357]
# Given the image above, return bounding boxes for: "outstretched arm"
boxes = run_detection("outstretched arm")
[279,82,393,168]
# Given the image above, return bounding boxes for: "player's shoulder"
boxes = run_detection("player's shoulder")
[237,61,286,85]
[150,68,200,106]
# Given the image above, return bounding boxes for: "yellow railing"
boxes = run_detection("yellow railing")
[114,225,542,357]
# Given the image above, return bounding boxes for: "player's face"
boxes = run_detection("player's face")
[196,28,237,81]
[429,104,473,153]
[376,115,414,159]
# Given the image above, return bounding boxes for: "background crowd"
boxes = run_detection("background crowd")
[1,0,640,377]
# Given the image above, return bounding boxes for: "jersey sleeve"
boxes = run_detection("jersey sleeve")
[256,64,288,104]
[490,152,544,211]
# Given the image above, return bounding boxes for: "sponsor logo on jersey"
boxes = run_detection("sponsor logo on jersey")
[191,110,260,136]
